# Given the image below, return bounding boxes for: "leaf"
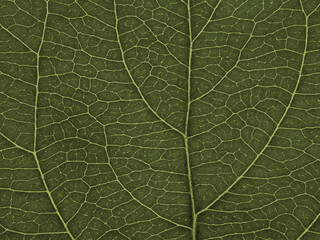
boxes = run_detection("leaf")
[0,0,320,239]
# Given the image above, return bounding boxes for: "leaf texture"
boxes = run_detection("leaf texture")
[0,0,320,239]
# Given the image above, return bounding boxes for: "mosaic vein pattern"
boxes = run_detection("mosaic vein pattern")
[0,0,320,239]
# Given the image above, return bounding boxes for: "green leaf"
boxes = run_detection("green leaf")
[0,0,320,239]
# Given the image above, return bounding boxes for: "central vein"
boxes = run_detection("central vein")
[185,1,197,239]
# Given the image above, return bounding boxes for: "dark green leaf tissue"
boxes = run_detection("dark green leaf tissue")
[0,0,320,239]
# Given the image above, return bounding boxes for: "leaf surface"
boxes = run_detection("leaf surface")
[0,0,320,239]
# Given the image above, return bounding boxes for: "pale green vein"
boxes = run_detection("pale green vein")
[0,222,68,236]
[185,1,197,239]
[0,24,36,54]
[139,19,188,68]
[192,0,223,42]
[75,1,115,29]
[196,2,312,219]
[102,125,192,231]
[191,22,257,104]
[113,0,184,136]
[0,188,46,193]
[0,132,33,154]
[0,1,319,239]
[190,1,287,104]
[296,4,320,240]
[97,229,130,240]
[32,2,75,239]
[297,212,320,239]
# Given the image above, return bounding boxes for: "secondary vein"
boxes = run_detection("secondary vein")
[113,0,184,136]
[196,0,313,219]
[32,1,75,239]
[102,125,192,230]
